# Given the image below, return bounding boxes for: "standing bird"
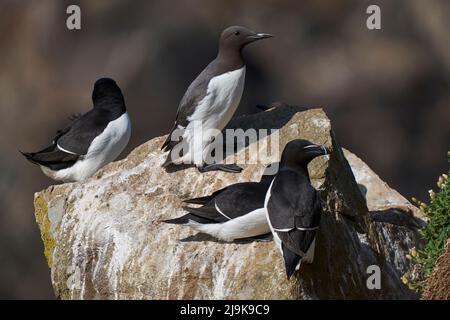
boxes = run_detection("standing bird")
[21,78,131,182]
[161,26,272,173]
[163,170,275,241]
[265,139,329,279]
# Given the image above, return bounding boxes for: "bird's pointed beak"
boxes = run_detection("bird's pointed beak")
[304,144,331,157]
[248,32,273,41]
[255,32,273,39]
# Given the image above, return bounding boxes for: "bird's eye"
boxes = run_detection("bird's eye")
[234,31,240,36]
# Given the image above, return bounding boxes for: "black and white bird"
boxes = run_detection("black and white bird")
[265,139,329,279]
[163,170,275,241]
[21,78,131,182]
[161,26,272,173]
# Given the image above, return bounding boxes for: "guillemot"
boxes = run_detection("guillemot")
[161,26,272,173]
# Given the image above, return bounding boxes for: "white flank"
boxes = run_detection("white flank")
[186,207,270,242]
[42,112,131,182]
[264,178,283,253]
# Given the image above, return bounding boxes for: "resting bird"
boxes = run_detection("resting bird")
[265,139,329,279]
[163,169,276,241]
[161,26,272,173]
[21,78,131,182]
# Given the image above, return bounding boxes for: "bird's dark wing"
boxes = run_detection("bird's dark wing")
[162,211,219,225]
[21,113,87,169]
[57,108,116,155]
[183,185,231,205]
[166,179,271,225]
[267,170,321,256]
[21,146,79,170]
[162,204,230,225]
[52,113,83,143]
[213,181,271,220]
[183,178,271,206]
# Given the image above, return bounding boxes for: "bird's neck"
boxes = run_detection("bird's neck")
[94,96,126,113]
[281,163,311,181]
[217,47,244,70]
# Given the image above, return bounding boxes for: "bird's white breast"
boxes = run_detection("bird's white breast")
[187,207,270,242]
[187,66,246,133]
[47,112,131,182]
[180,66,246,165]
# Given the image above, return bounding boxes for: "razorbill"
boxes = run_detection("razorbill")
[21,78,131,182]
[163,171,275,241]
[161,26,272,173]
[264,139,330,279]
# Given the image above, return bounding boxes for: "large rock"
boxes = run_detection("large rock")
[34,105,424,299]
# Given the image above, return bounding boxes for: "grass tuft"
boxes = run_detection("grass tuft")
[403,151,450,291]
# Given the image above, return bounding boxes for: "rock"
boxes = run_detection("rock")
[422,238,450,300]
[34,105,424,299]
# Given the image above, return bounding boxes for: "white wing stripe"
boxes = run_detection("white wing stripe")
[273,227,293,232]
[296,226,319,231]
[57,143,79,155]
[274,226,319,232]
[214,201,231,220]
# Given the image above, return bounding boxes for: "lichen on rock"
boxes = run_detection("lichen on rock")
[34,105,424,299]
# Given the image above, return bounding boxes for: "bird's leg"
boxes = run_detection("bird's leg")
[198,163,243,173]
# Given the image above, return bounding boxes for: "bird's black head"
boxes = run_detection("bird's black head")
[280,139,330,171]
[218,26,272,55]
[92,78,125,109]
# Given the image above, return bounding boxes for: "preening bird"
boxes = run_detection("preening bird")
[161,26,272,173]
[264,139,329,279]
[21,78,131,182]
[163,170,275,241]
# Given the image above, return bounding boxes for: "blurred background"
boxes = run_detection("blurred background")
[0,0,449,299]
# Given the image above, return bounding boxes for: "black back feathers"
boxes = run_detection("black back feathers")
[21,77,126,168]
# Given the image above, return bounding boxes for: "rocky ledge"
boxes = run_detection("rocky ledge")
[34,105,424,299]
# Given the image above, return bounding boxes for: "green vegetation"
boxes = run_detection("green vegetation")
[403,151,450,291]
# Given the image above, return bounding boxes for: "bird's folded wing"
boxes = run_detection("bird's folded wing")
[21,147,79,170]
[52,113,83,143]
[183,205,229,223]
[214,182,268,220]
[184,185,230,205]
[56,108,112,155]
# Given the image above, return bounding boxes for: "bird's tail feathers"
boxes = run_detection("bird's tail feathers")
[183,194,215,205]
[20,147,79,169]
[161,215,190,225]
[161,134,172,151]
[161,122,179,151]
[282,244,302,280]
[161,153,174,168]
[20,150,40,165]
